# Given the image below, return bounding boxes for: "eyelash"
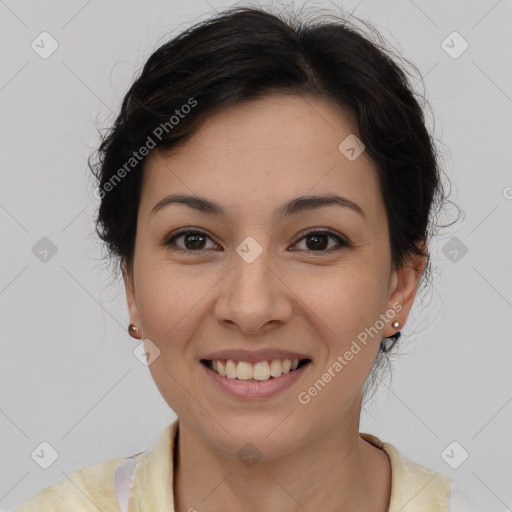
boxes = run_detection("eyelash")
[163,227,349,255]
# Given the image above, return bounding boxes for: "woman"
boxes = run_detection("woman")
[13,5,493,512]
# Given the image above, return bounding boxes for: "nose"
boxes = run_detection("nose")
[214,245,293,335]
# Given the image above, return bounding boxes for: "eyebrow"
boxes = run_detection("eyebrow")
[150,193,366,219]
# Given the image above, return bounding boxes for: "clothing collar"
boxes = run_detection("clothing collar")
[129,420,451,512]
[360,432,452,512]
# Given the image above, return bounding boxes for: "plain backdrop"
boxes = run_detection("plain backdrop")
[1,0,511,510]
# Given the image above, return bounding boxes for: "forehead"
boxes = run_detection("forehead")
[140,94,383,223]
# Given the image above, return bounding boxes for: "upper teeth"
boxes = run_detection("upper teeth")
[211,359,301,381]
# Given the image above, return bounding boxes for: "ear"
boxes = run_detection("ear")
[122,260,141,330]
[382,245,427,338]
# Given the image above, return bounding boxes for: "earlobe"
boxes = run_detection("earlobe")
[384,250,427,337]
[122,260,140,330]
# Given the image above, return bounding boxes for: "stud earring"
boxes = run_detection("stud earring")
[391,321,400,329]
[128,323,141,339]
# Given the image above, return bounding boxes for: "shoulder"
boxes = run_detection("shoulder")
[360,433,507,512]
[361,432,453,510]
[12,455,126,512]
[12,421,178,512]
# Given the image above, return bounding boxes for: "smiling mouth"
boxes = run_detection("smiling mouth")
[201,358,311,382]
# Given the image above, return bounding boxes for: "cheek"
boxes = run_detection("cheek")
[292,266,390,407]
[293,261,389,339]
[134,260,216,359]
[133,265,205,414]
[295,272,387,413]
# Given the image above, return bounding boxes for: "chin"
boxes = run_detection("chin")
[200,414,308,462]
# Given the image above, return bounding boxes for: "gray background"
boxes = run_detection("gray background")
[1,0,511,510]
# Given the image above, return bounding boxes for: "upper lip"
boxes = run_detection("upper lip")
[200,348,311,364]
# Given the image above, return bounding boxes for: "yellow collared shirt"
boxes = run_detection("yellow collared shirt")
[13,419,491,512]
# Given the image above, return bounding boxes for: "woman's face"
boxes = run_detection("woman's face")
[124,94,424,459]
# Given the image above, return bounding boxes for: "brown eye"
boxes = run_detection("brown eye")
[163,228,348,254]
[292,230,348,252]
[165,229,219,253]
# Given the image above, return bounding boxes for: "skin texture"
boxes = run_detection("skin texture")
[124,93,427,512]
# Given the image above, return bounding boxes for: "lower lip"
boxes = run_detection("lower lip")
[201,362,311,399]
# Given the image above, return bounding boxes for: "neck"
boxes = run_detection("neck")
[173,418,391,512]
